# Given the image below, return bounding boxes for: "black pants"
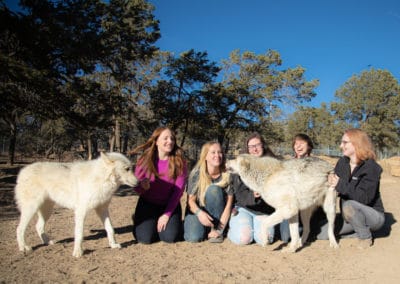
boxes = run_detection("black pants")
[132,197,183,244]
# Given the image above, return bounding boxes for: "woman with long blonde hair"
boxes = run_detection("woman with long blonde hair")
[184,141,233,243]
[130,126,187,244]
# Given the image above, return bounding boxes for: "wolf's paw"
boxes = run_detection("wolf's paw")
[281,240,301,253]
[281,246,298,253]
[329,241,339,249]
[20,245,32,254]
[43,239,55,246]
[260,238,270,247]
[110,243,121,249]
[72,247,83,258]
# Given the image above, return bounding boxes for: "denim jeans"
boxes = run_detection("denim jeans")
[184,185,226,242]
[317,199,385,240]
[227,206,290,245]
[133,197,183,244]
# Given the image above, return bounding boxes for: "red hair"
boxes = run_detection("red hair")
[130,126,185,179]
[345,128,376,162]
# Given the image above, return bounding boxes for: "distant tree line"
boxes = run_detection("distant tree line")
[1,0,399,165]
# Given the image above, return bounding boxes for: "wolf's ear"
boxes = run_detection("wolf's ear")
[239,158,250,171]
[100,152,112,164]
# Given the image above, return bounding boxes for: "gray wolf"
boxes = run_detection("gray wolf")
[226,154,338,252]
[15,152,138,257]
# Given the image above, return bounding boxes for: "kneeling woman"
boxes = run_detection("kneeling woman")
[184,141,233,243]
[130,127,187,244]
[318,128,385,249]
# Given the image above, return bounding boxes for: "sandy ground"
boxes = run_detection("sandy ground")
[0,163,399,283]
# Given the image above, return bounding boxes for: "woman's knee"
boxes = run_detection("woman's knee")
[134,228,156,244]
[183,215,204,242]
[228,225,253,245]
[228,211,253,245]
[205,185,224,201]
[184,232,203,242]
[342,201,357,221]
[160,220,182,243]
[183,225,204,242]
[133,217,158,244]
[160,232,181,243]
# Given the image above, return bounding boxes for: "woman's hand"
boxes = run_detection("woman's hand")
[328,173,339,187]
[208,229,220,239]
[197,210,214,227]
[157,214,170,232]
[140,178,150,190]
[253,192,261,198]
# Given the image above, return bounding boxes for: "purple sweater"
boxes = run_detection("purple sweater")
[134,159,187,217]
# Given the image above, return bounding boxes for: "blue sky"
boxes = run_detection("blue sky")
[5,0,399,109]
[148,0,400,109]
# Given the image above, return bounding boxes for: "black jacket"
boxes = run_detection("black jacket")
[335,156,384,213]
[230,174,275,215]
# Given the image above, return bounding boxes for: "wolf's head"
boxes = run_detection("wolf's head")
[100,152,138,187]
[226,154,282,191]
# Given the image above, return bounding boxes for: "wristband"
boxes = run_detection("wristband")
[194,208,202,216]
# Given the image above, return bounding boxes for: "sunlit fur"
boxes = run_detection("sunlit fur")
[15,152,138,257]
[226,154,338,253]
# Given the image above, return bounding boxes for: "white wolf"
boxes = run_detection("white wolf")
[226,154,339,253]
[15,152,138,257]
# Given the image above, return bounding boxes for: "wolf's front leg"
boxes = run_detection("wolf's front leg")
[73,208,87,257]
[259,211,286,247]
[95,204,121,249]
[282,214,301,253]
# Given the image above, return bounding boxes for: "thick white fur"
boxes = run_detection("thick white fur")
[15,152,138,257]
[226,154,339,253]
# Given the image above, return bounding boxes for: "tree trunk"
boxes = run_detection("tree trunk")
[8,123,16,166]
[92,137,98,158]
[87,135,92,160]
[122,132,129,154]
[180,119,189,147]
[109,132,115,152]
[115,119,121,153]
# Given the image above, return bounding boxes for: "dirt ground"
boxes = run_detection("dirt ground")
[0,161,399,283]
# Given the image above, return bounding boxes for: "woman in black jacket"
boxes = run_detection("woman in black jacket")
[319,128,385,249]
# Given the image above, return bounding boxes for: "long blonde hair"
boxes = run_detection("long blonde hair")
[129,126,185,179]
[345,128,376,163]
[190,141,229,206]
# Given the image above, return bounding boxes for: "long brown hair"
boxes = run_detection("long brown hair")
[345,128,376,163]
[130,126,185,179]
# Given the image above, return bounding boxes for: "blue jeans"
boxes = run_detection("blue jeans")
[228,206,290,245]
[184,185,226,242]
[317,200,385,240]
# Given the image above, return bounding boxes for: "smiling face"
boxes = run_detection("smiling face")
[206,143,224,169]
[294,139,309,158]
[156,129,175,159]
[247,137,264,157]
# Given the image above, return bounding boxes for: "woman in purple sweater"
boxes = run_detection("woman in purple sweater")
[130,127,187,244]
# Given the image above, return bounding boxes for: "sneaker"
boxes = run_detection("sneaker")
[357,238,372,249]
[208,235,223,243]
